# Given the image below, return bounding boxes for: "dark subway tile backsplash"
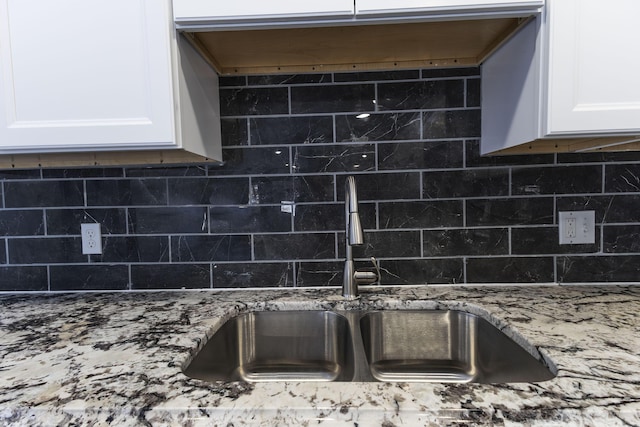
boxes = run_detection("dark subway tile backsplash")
[2,67,640,292]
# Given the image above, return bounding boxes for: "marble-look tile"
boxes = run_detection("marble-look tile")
[604,225,640,253]
[377,80,464,110]
[466,77,481,107]
[219,87,288,116]
[467,257,555,283]
[248,74,331,85]
[423,228,508,256]
[90,236,170,263]
[294,203,376,232]
[466,197,555,226]
[214,262,293,288]
[558,151,640,163]
[379,258,464,284]
[208,147,291,176]
[512,165,603,195]
[46,208,126,235]
[0,266,47,291]
[334,69,419,82]
[423,168,509,198]
[422,67,480,78]
[167,177,249,205]
[465,140,554,167]
[4,181,84,208]
[131,264,211,289]
[125,165,207,178]
[557,255,640,282]
[378,140,464,170]
[605,164,640,192]
[0,210,44,236]
[335,112,421,142]
[8,237,85,264]
[219,75,247,87]
[172,235,251,262]
[254,233,336,260]
[512,226,600,255]
[0,239,5,264]
[291,84,375,113]
[0,169,40,180]
[379,200,463,229]
[250,116,333,145]
[292,144,375,173]
[50,265,129,291]
[86,179,167,206]
[295,261,343,286]
[43,167,124,179]
[337,172,421,201]
[250,175,334,203]
[210,206,292,233]
[340,230,422,258]
[557,195,640,223]
[423,109,481,139]
[128,207,208,234]
[221,118,249,146]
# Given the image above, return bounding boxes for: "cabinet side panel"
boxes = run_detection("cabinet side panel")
[480,17,541,154]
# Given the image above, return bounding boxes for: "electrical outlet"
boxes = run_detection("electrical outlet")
[81,223,102,255]
[559,211,595,244]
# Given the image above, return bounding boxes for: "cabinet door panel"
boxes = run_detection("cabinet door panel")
[355,0,542,16]
[174,0,354,23]
[0,0,175,152]
[547,0,640,135]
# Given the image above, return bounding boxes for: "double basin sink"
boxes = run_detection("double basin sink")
[183,309,556,384]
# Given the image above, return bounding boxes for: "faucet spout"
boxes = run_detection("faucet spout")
[343,176,379,299]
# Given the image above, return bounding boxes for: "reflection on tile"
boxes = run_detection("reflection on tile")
[129,207,208,234]
[251,175,334,203]
[336,113,420,142]
[423,110,480,139]
[209,147,291,176]
[293,144,375,173]
[214,262,293,288]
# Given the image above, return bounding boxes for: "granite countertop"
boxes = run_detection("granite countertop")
[0,285,639,426]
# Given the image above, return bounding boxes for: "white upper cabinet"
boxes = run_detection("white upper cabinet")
[0,0,176,153]
[355,0,543,17]
[173,0,355,25]
[481,0,640,154]
[546,0,640,136]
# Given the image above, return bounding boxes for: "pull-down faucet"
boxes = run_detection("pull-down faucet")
[343,176,379,299]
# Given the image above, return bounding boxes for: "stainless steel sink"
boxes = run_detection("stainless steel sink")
[359,310,556,383]
[183,311,354,382]
[183,309,556,384]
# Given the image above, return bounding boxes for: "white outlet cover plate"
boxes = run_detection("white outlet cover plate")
[81,223,103,255]
[558,211,595,244]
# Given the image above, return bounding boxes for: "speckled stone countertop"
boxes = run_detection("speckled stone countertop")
[0,285,639,426]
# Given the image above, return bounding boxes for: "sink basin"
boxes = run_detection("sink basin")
[183,311,354,382]
[360,310,556,383]
[183,308,556,384]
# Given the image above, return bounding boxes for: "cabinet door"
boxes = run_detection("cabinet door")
[0,0,175,153]
[173,0,354,25]
[355,0,543,17]
[546,0,640,135]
